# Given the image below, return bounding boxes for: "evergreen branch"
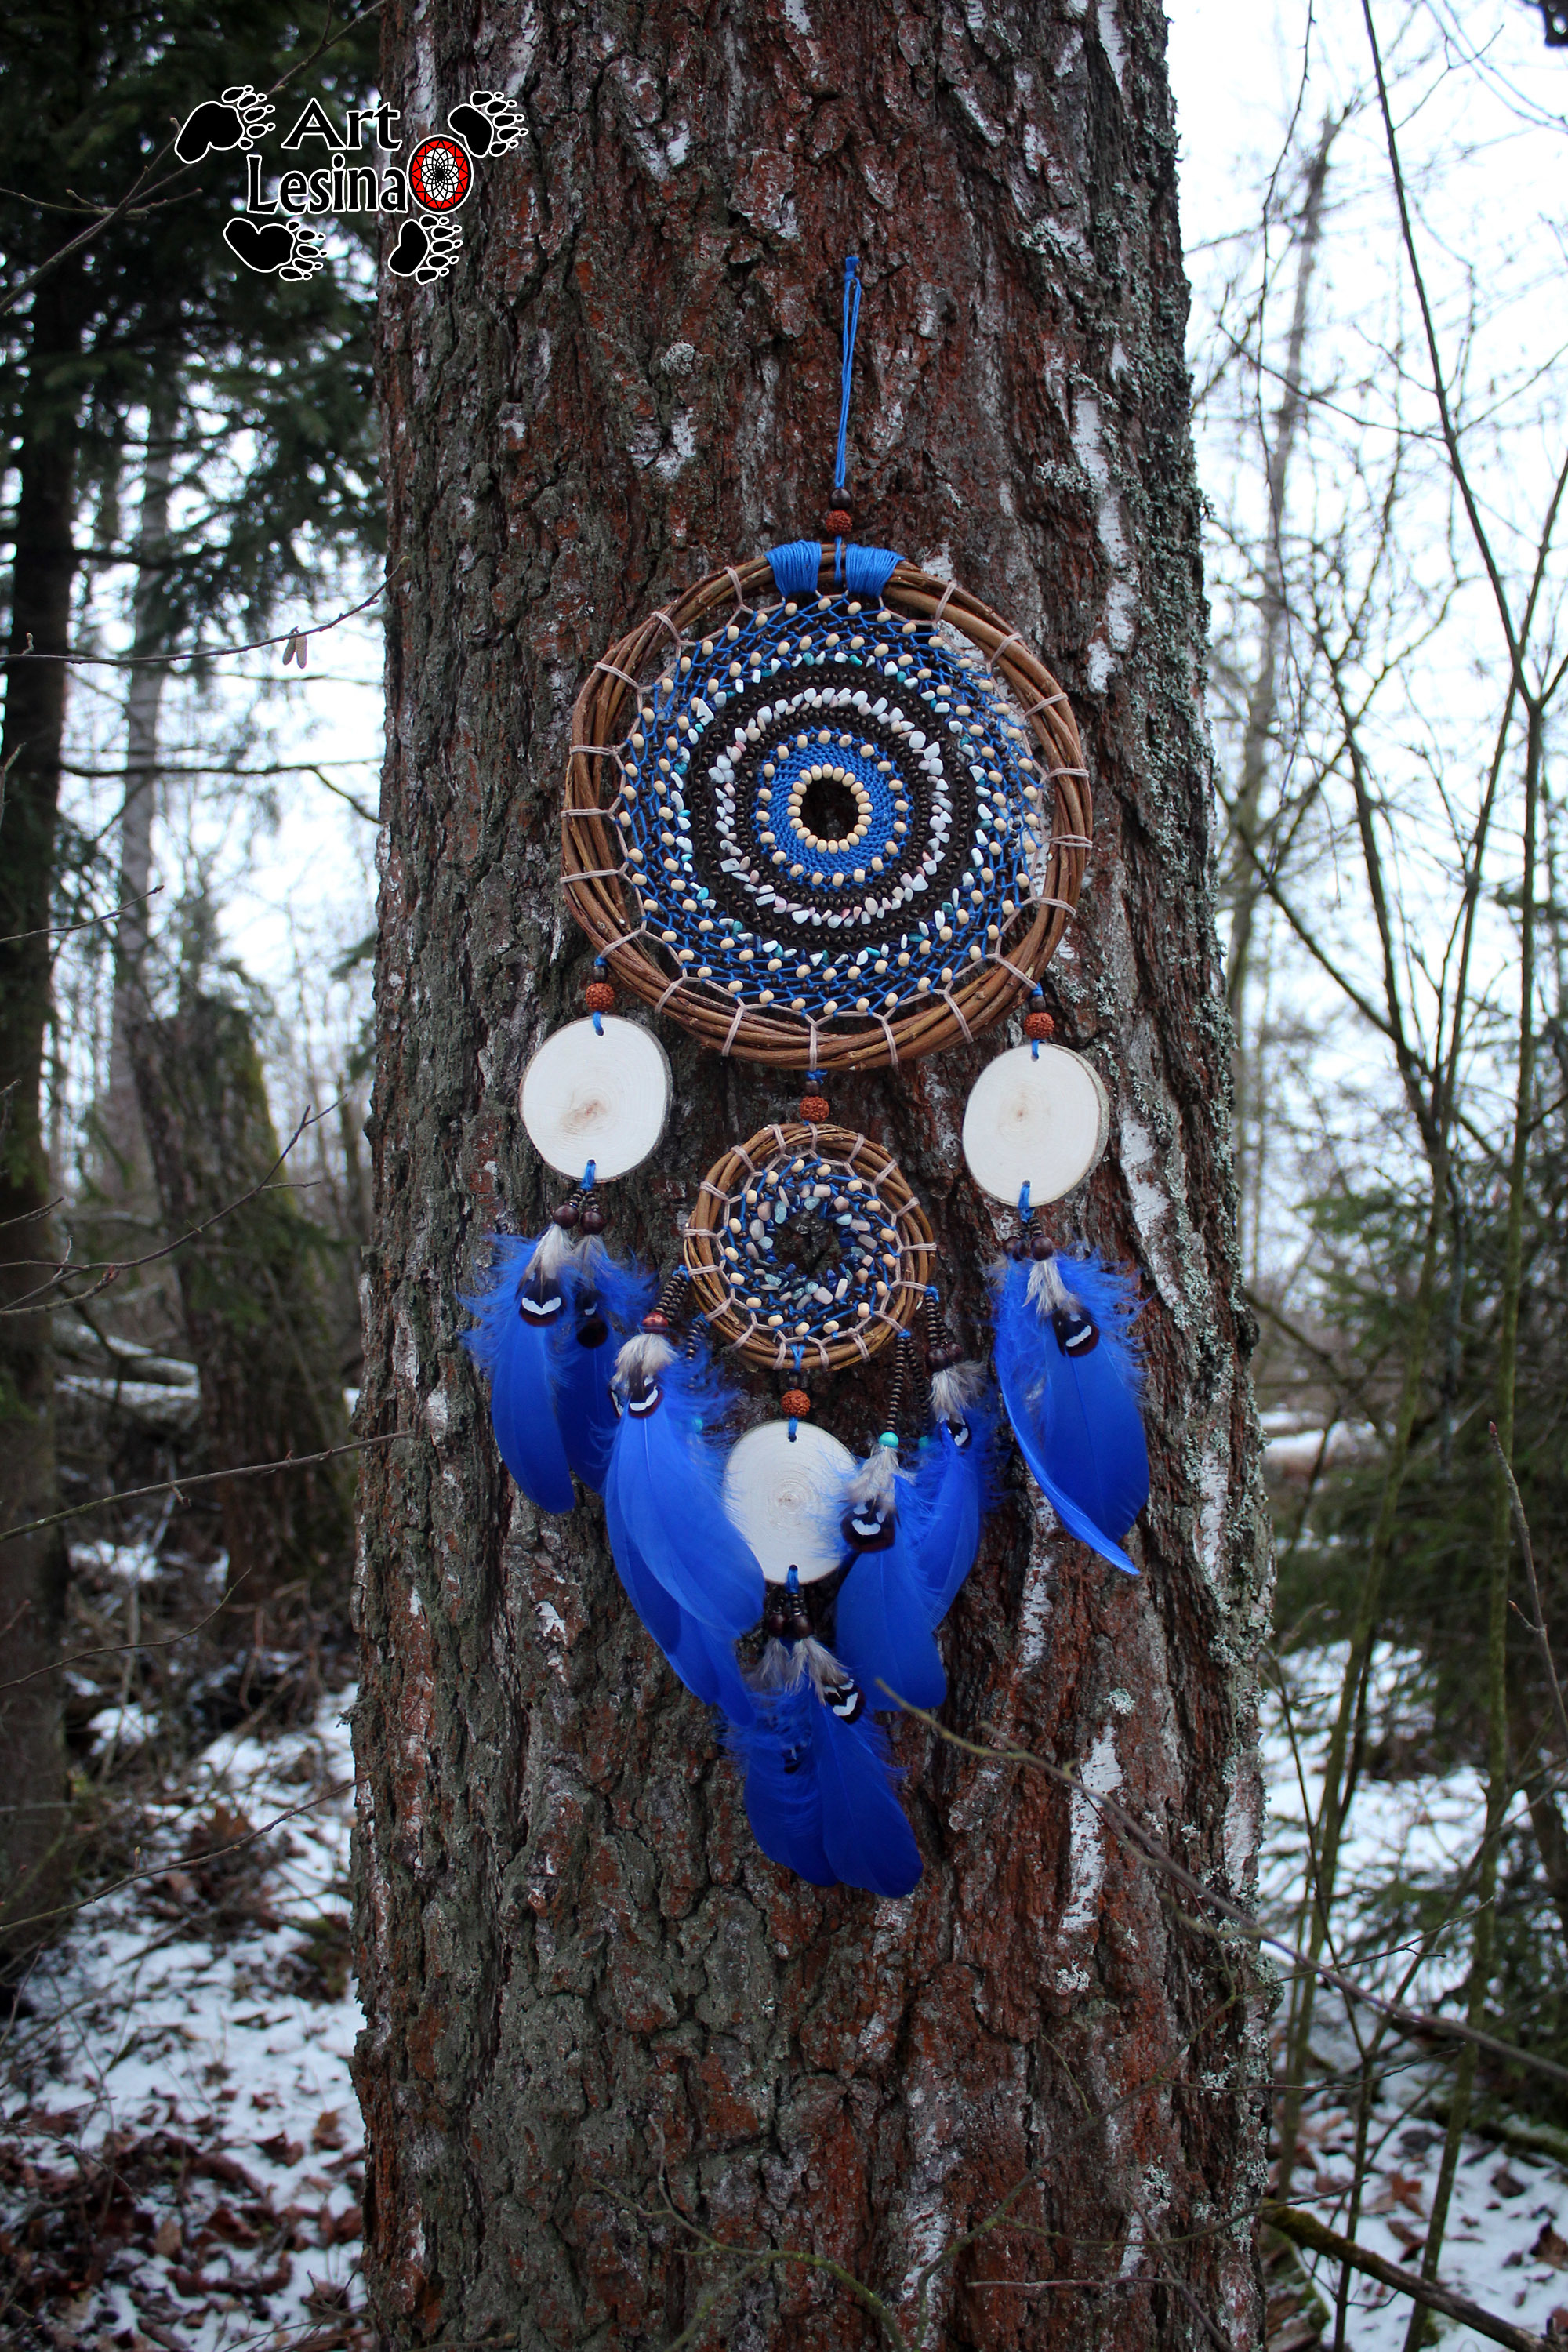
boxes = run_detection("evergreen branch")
[0,0,389,320]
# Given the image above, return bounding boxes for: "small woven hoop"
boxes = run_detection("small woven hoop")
[563,551,1091,1071]
[684,1122,936,1373]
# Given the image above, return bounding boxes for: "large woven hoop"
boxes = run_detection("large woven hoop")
[563,550,1090,1071]
[683,1120,936,1373]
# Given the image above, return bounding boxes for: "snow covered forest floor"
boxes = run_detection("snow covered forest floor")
[1,1577,367,2351]
[5,1569,1568,2350]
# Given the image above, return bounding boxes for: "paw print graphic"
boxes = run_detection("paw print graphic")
[175,85,274,164]
[445,89,525,157]
[387,216,463,283]
[223,216,327,281]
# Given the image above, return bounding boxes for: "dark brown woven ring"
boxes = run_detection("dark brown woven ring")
[563,550,1091,1072]
[683,1121,936,1374]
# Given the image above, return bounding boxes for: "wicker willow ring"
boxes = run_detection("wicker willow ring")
[683,1121,935,1373]
[564,550,1090,1072]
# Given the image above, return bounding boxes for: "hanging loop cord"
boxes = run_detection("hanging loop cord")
[833,253,862,586]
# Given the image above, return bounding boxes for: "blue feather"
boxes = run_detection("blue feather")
[909,1414,990,1624]
[993,1254,1149,1575]
[462,1236,576,1515]
[550,1250,654,1492]
[740,1682,836,1886]
[603,1478,757,1723]
[831,1480,949,1712]
[810,1702,923,1898]
[603,1346,765,1639]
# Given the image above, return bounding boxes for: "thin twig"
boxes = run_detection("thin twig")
[0,884,162,949]
[891,1694,1568,2092]
[1262,2201,1545,2350]
[1490,1421,1568,1762]
[2,1780,354,1936]
[1,1105,322,1315]
[0,1428,407,1548]
[10,564,403,671]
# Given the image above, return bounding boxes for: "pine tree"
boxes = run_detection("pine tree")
[0,0,379,1959]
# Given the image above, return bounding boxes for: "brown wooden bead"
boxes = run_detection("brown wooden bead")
[798,1094,829,1124]
[823,508,853,534]
[579,1201,607,1234]
[1024,1009,1055,1040]
[584,979,615,1013]
[1029,1229,1053,1260]
[552,1200,580,1229]
[781,1388,812,1418]
[641,1308,670,1333]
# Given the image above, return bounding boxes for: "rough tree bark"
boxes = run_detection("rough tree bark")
[0,241,89,1962]
[354,1,1272,2346]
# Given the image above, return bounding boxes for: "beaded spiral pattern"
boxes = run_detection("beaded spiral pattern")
[564,553,1091,1070]
[684,1122,935,1373]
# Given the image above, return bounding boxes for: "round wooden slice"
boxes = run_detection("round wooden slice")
[722,1420,856,1585]
[519,1015,671,1181]
[961,1042,1110,1206]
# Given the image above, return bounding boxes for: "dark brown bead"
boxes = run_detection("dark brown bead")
[1029,1230,1053,1260]
[928,1341,963,1371]
[641,1308,670,1334]
[579,1201,607,1234]
[552,1200,580,1229]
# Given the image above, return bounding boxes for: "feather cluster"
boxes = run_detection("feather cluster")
[463,1236,1005,1902]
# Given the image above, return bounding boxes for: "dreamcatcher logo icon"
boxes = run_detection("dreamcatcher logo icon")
[408,136,472,211]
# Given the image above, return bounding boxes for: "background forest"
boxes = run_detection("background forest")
[1,0,1566,2347]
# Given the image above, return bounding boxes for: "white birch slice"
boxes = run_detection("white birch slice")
[722,1420,856,1585]
[961,1042,1110,1206]
[519,1016,671,1181]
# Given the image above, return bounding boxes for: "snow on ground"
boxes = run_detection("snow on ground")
[6,1639,1568,2349]
[1264,1647,1568,2349]
[2,1688,366,2350]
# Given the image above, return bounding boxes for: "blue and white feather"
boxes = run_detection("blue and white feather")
[993,1251,1149,1574]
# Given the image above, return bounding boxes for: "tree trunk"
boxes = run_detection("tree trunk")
[130,997,354,1607]
[354,2,1271,2346]
[100,387,178,1207]
[0,242,89,1965]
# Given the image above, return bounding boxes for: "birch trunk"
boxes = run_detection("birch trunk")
[354,1,1272,2343]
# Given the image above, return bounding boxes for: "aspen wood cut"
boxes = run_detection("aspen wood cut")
[355,0,1269,2345]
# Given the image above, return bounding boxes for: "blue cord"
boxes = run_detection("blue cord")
[583,1159,597,1190]
[1017,1180,1031,1222]
[835,254,862,499]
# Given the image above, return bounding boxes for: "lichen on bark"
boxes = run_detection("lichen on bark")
[353,0,1272,2343]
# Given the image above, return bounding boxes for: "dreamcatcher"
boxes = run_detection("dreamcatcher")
[465,259,1150,1899]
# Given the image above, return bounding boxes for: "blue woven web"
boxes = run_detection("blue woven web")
[710,1149,906,1348]
[604,579,1060,1031]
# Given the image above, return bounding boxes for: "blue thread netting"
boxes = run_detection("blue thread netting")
[709,1150,908,1348]
[602,586,1057,1029]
